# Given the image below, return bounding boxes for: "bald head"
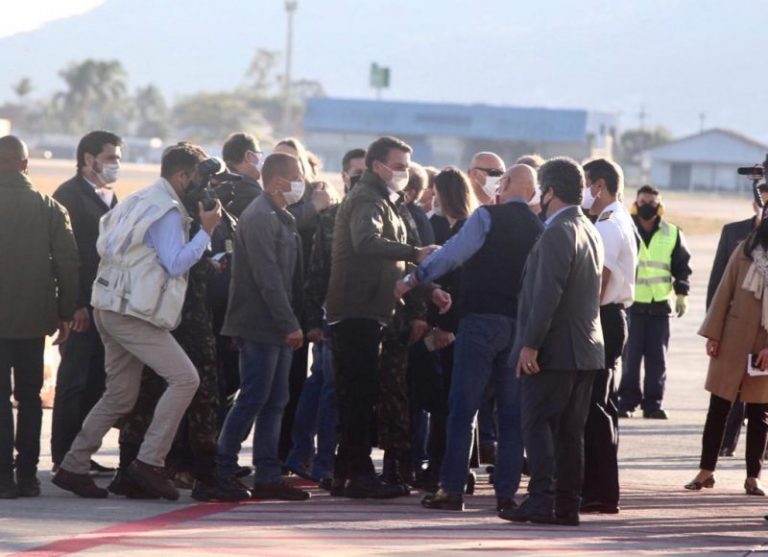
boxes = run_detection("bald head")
[468,151,505,205]
[499,164,537,204]
[0,136,28,173]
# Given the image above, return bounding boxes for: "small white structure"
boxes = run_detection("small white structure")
[641,129,768,192]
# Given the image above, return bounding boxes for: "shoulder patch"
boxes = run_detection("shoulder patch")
[598,210,614,222]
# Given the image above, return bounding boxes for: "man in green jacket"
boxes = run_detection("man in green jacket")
[325,136,440,499]
[0,135,79,499]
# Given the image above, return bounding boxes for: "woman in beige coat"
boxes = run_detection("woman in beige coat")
[687,228,768,494]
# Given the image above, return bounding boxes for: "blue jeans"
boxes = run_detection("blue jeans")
[285,340,337,480]
[440,313,523,498]
[619,313,670,413]
[216,340,292,483]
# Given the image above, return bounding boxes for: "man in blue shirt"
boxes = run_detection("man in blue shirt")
[395,164,543,512]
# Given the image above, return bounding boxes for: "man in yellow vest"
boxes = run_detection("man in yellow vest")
[618,185,691,420]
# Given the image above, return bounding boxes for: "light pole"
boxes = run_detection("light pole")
[282,0,298,135]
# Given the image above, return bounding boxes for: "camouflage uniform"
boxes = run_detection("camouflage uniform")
[377,201,426,461]
[118,247,220,484]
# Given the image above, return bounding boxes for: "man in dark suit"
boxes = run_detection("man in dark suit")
[500,157,605,527]
[50,131,122,473]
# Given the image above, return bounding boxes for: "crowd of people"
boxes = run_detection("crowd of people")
[3,126,768,527]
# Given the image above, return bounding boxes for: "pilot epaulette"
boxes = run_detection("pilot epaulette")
[598,211,613,222]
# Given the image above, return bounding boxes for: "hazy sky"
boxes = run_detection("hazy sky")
[1,0,765,142]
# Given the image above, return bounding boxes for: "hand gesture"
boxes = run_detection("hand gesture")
[516,346,540,378]
[199,200,222,235]
[70,307,91,333]
[431,288,452,314]
[285,329,304,351]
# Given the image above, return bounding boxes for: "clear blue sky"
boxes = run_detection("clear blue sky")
[1,0,764,141]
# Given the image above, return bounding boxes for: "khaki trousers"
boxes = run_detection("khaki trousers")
[61,309,200,473]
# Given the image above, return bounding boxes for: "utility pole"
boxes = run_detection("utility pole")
[282,0,298,135]
[638,105,648,131]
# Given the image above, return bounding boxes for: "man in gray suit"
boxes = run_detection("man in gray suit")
[499,157,605,527]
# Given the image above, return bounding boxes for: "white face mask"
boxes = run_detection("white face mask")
[283,180,305,205]
[97,163,119,185]
[529,187,541,207]
[389,170,409,192]
[481,175,501,199]
[582,185,596,211]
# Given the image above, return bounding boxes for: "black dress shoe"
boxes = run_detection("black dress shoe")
[617,409,635,418]
[344,476,404,499]
[17,475,40,497]
[108,469,159,499]
[421,489,464,511]
[329,478,346,496]
[127,460,178,501]
[192,479,251,502]
[235,465,253,479]
[643,409,669,420]
[554,511,580,526]
[498,501,554,524]
[53,468,108,498]
[579,500,619,514]
[496,496,516,512]
[252,480,310,501]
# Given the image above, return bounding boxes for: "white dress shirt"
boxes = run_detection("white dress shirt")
[595,200,638,307]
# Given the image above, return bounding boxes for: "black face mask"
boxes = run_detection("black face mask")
[637,203,659,220]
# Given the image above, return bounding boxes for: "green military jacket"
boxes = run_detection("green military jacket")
[0,171,79,338]
[325,171,418,325]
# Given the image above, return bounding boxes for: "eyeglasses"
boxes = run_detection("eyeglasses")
[472,167,504,178]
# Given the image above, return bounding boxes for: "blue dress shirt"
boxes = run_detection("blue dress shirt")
[144,208,210,278]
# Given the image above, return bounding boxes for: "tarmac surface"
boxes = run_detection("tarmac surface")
[4,228,768,556]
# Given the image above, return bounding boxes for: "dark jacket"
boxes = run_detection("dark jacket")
[52,174,116,308]
[515,206,605,371]
[429,219,466,333]
[305,204,339,331]
[0,171,79,338]
[222,194,303,344]
[213,175,262,218]
[407,202,435,246]
[632,216,693,315]
[326,171,418,324]
[706,216,755,309]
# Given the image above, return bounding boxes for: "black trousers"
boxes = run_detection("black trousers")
[700,393,768,478]
[522,368,596,515]
[331,318,383,480]
[50,315,106,465]
[721,401,746,454]
[582,304,626,506]
[0,338,45,478]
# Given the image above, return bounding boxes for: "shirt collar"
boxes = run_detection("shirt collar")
[599,200,622,219]
[502,196,528,205]
[544,205,574,227]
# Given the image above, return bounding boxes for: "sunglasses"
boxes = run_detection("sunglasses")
[473,167,504,178]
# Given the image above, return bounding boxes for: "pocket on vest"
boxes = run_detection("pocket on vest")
[127,265,167,317]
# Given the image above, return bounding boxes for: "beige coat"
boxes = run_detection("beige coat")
[699,242,768,403]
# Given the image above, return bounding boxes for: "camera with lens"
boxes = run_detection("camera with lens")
[185,157,241,213]
[737,154,768,208]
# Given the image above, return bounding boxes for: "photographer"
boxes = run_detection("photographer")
[53,143,221,501]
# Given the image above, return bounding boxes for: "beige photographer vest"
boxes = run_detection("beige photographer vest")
[91,178,191,330]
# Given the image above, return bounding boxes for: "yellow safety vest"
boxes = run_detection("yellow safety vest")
[635,221,678,303]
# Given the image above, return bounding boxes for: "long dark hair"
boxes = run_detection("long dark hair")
[744,210,768,259]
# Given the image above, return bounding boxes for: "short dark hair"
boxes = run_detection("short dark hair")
[538,157,585,205]
[637,184,660,197]
[262,152,300,186]
[515,153,545,170]
[160,142,207,179]
[405,163,428,195]
[365,136,412,170]
[222,132,257,168]
[583,158,623,196]
[342,148,366,172]
[435,166,473,221]
[77,130,122,173]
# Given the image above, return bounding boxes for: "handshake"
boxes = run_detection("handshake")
[393,243,452,315]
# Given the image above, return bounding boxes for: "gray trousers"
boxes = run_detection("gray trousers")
[61,309,200,473]
[521,369,596,515]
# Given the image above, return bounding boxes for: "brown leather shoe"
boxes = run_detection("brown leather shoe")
[52,468,108,498]
[127,460,179,501]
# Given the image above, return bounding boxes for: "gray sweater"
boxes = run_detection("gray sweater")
[222,193,302,344]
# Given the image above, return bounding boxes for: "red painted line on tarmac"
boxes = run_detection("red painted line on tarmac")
[11,502,240,557]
